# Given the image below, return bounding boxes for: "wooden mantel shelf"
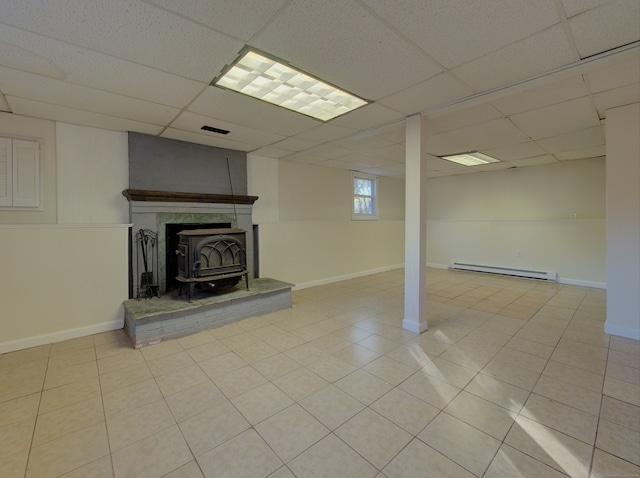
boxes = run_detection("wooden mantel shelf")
[122,189,258,205]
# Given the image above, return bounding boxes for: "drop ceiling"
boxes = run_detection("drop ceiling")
[0,0,638,178]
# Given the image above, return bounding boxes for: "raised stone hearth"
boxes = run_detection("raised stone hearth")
[123,277,293,348]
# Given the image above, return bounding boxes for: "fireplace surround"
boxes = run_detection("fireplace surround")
[123,189,257,297]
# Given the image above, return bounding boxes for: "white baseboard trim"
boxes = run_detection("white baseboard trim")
[293,264,404,291]
[557,277,606,289]
[429,262,606,289]
[292,263,607,291]
[0,319,124,354]
[604,322,640,341]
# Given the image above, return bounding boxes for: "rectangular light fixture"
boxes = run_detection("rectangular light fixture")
[441,151,500,166]
[212,47,369,121]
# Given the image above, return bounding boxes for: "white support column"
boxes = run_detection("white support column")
[403,115,428,333]
[605,103,640,340]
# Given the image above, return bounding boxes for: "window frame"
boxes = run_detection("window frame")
[351,171,379,221]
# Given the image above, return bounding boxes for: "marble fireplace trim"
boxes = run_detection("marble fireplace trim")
[128,199,255,296]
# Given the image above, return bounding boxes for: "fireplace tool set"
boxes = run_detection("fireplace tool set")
[136,228,159,299]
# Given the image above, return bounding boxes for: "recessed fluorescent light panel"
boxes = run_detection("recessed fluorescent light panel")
[441,151,500,167]
[212,48,369,121]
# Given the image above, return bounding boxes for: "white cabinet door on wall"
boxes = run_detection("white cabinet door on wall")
[0,137,40,208]
[0,137,11,206]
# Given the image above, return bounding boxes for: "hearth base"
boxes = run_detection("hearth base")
[123,277,293,348]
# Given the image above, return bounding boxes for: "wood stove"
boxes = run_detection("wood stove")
[176,228,249,301]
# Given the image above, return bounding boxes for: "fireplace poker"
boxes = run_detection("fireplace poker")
[139,229,159,298]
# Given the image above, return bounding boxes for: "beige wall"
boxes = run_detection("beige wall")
[247,154,279,224]
[426,158,605,221]
[277,161,406,222]
[255,156,606,289]
[425,158,607,287]
[0,112,57,224]
[0,118,130,353]
[256,161,406,287]
[56,122,129,224]
[0,225,129,353]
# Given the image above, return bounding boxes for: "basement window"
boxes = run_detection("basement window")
[352,172,378,220]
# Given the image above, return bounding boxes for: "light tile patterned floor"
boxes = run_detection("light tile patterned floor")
[1,268,639,478]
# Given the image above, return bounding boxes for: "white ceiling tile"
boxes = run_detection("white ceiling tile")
[0,93,10,112]
[362,0,561,69]
[189,88,318,137]
[561,0,610,18]
[252,0,442,100]
[587,55,640,93]
[0,0,242,81]
[555,145,606,160]
[316,158,361,170]
[1,67,180,124]
[378,73,475,115]
[451,25,576,92]
[0,27,65,79]
[454,168,490,176]
[536,126,605,153]
[170,111,286,148]
[273,137,322,153]
[284,152,332,164]
[307,145,354,161]
[362,165,405,178]
[491,76,588,115]
[296,123,357,143]
[593,84,640,117]
[250,146,295,159]
[341,136,395,152]
[483,141,548,161]
[6,97,163,135]
[427,103,503,132]
[374,123,406,144]
[0,0,636,178]
[426,156,469,172]
[424,132,471,157]
[510,97,600,140]
[447,118,530,150]
[334,154,391,167]
[569,0,640,58]
[470,162,515,173]
[161,128,257,151]
[345,154,401,168]
[366,144,406,162]
[508,155,558,167]
[145,0,287,42]
[0,25,206,108]
[330,104,406,131]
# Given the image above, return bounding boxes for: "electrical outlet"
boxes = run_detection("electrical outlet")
[517,250,522,258]
[571,213,577,220]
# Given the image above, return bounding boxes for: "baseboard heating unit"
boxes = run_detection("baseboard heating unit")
[450,262,557,281]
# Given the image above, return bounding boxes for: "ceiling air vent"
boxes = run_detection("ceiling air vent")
[201,125,230,135]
